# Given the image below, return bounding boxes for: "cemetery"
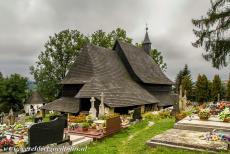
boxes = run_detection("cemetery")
[0,0,229,153]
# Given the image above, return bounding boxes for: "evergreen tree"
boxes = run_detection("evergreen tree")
[207,81,213,101]
[181,75,193,100]
[226,77,230,100]
[195,74,209,103]
[212,75,222,101]
[192,0,230,69]
[175,64,191,93]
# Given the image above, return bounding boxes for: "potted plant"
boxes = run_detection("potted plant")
[198,109,210,120]
[81,122,89,131]
[218,107,230,122]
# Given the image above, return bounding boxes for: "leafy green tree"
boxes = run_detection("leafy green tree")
[91,28,132,48]
[181,75,193,100]
[0,74,29,112]
[110,28,132,45]
[91,30,112,48]
[150,49,167,72]
[195,74,209,103]
[175,64,192,93]
[0,76,6,102]
[212,75,222,101]
[227,77,230,100]
[30,29,89,102]
[0,72,2,79]
[192,0,230,69]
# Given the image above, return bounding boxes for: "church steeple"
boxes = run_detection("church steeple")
[142,26,151,54]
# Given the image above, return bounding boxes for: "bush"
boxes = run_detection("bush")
[143,110,172,121]
[159,110,172,119]
[143,112,159,121]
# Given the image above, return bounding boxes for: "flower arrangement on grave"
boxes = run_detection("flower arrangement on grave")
[192,106,200,114]
[175,111,187,121]
[217,102,226,110]
[198,109,211,120]
[86,115,94,124]
[68,113,86,123]
[200,129,230,142]
[218,107,230,122]
[100,113,120,120]
[15,136,27,149]
[0,138,14,151]
[69,123,78,130]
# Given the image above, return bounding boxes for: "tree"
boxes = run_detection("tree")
[91,28,132,48]
[0,74,29,112]
[0,72,2,79]
[175,64,192,93]
[212,75,222,101]
[207,81,213,101]
[226,77,230,100]
[181,75,193,99]
[195,74,209,103]
[192,0,230,69]
[150,49,167,71]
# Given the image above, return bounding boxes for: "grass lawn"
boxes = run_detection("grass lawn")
[70,118,229,154]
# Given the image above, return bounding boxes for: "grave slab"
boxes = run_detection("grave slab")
[174,115,230,132]
[147,129,228,152]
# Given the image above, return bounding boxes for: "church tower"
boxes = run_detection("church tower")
[142,27,151,55]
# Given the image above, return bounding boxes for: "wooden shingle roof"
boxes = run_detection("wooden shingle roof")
[115,41,174,85]
[62,43,159,107]
[26,91,45,105]
[41,97,80,113]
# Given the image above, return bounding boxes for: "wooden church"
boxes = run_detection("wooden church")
[42,29,175,114]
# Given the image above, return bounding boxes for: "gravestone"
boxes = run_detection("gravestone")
[89,97,97,118]
[28,117,66,148]
[132,107,142,121]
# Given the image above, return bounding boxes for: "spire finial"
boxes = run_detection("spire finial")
[146,23,148,32]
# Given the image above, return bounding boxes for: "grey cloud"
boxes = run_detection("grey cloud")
[0,0,229,81]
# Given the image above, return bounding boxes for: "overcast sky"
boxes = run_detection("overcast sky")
[0,0,229,81]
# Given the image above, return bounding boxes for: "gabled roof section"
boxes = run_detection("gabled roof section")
[26,91,45,104]
[61,45,94,84]
[41,97,80,113]
[114,40,173,85]
[70,44,159,107]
